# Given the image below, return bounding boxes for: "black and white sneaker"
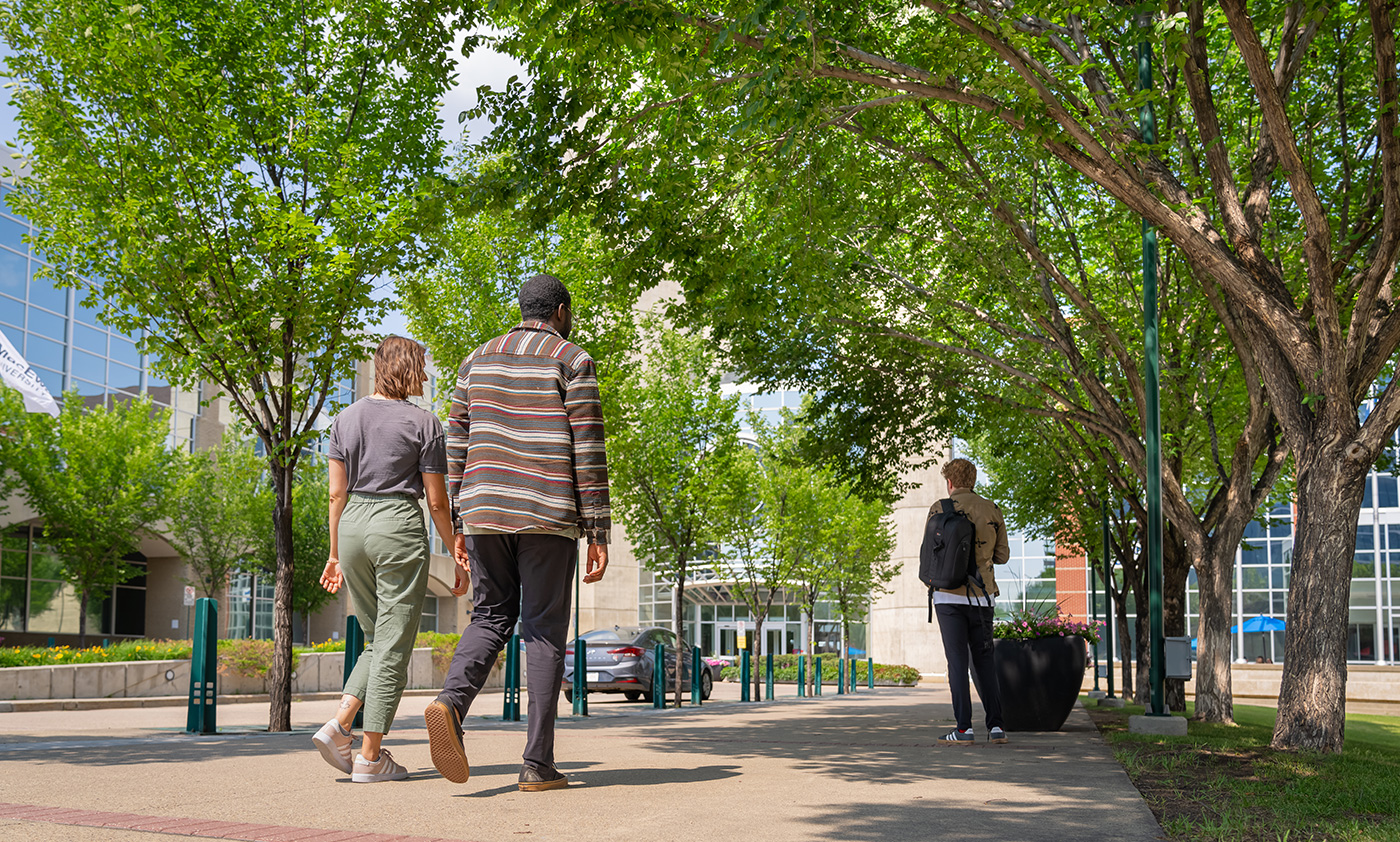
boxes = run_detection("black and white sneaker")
[940,728,974,745]
[989,727,1009,744]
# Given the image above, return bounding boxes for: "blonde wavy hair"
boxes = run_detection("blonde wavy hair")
[373,335,427,400]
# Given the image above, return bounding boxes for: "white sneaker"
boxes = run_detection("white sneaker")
[312,719,355,774]
[352,748,409,783]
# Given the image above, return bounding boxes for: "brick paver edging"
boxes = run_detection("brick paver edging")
[0,802,478,842]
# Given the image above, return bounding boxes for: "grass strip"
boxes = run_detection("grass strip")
[1084,696,1400,841]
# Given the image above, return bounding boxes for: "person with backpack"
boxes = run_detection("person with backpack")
[919,458,1010,745]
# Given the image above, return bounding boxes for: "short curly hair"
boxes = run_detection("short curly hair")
[941,458,977,490]
[518,274,571,321]
[373,335,427,401]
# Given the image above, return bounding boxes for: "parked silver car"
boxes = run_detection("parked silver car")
[562,626,715,703]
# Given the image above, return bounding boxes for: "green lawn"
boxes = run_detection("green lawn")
[1085,697,1400,841]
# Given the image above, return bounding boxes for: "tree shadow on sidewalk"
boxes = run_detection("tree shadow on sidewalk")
[456,763,741,798]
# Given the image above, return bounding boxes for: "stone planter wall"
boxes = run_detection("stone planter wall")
[0,647,507,701]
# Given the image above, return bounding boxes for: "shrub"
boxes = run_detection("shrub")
[217,638,274,678]
[719,655,920,686]
[0,639,193,667]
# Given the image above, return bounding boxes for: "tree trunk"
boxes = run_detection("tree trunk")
[1272,440,1369,752]
[267,460,296,732]
[1193,534,1237,724]
[1134,608,1151,705]
[672,567,685,709]
[1114,599,1133,701]
[78,587,89,649]
[1163,529,1190,712]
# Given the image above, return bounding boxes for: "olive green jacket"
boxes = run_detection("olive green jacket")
[928,488,1011,598]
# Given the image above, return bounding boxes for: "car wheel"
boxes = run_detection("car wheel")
[624,690,642,702]
[701,670,713,700]
[564,688,573,703]
[641,690,654,704]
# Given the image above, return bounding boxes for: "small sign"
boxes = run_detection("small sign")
[737,621,747,652]
[171,619,179,629]
[182,586,196,607]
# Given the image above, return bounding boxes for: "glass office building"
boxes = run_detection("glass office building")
[0,183,191,641]
[1083,485,1399,667]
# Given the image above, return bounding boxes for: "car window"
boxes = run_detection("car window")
[581,627,640,643]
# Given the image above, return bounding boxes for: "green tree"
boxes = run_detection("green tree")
[472,0,1400,752]
[607,323,741,707]
[827,490,897,668]
[709,413,820,702]
[3,0,468,730]
[166,431,271,601]
[252,457,339,644]
[0,389,174,646]
[396,171,638,398]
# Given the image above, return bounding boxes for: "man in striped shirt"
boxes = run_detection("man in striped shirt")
[424,274,610,792]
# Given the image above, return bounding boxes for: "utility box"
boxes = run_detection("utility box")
[1164,636,1193,680]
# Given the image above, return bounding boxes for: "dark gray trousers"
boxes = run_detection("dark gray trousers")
[438,533,576,772]
[935,602,1004,732]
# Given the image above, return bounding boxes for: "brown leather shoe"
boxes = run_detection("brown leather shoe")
[424,700,469,783]
[518,765,568,791]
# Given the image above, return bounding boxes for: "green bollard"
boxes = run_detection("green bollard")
[185,597,218,734]
[867,657,874,689]
[652,643,666,709]
[765,652,774,701]
[572,636,588,717]
[815,657,823,696]
[740,650,751,702]
[797,656,806,697]
[691,646,703,705]
[849,658,857,692]
[837,657,846,694]
[503,634,522,721]
[341,616,366,729]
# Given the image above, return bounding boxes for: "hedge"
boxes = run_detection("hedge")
[719,655,921,685]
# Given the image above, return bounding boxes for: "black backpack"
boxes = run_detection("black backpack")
[918,498,983,621]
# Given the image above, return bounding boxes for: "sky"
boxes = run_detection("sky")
[0,33,528,342]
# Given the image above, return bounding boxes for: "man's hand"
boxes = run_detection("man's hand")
[320,559,342,593]
[450,534,471,596]
[583,542,608,584]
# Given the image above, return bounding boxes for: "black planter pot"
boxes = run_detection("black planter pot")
[975,636,1087,732]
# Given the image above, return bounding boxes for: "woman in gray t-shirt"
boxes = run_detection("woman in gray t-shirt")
[310,336,468,783]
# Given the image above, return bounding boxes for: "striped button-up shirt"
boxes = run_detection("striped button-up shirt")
[447,321,611,544]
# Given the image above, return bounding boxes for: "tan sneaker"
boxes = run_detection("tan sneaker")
[424,700,469,783]
[518,765,568,791]
[312,719,355,774]
[352,748,409,783]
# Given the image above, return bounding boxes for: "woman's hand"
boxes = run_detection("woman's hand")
[320,559,343,593]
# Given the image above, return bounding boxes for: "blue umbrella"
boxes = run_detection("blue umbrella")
[1230,615,1286,634]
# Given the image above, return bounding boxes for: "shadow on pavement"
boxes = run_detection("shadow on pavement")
[458,763,742,797]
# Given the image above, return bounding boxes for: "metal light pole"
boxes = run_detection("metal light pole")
[1091,537,1101,694]
[1103,502,1116,700]
[1138,31,1167,719]
[572,550,587,716]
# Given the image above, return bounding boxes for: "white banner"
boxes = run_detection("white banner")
[0,329,59,416]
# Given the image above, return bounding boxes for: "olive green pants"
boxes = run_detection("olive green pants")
[339,493,430,733]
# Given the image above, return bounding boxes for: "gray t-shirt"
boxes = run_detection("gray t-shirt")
[328,397,447,498]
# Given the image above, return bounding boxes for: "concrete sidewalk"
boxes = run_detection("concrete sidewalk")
[0,683,1164,841]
